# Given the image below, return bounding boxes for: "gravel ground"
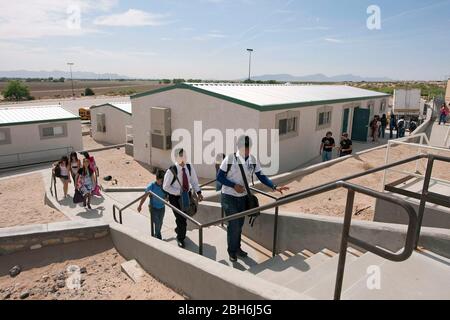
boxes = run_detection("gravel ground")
[0,173,68,228]
[0,237,185,300]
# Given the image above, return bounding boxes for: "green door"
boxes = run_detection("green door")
[342,108,350,134]
[351,107,370,141]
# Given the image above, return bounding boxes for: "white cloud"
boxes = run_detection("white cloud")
[192,32,227,41]
[324,38,343,43]
[0,0,117,39]
[94,9,170,27]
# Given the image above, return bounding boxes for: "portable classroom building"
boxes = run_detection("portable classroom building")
[90,102,132,145]
[131,83,390,178]
[0,105,82,169]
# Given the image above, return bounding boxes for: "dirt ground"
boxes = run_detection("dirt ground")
[0,173,67,228]
[259,144,450,221]
[0,237,184,300]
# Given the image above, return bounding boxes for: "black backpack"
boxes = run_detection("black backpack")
[170,164,192,186]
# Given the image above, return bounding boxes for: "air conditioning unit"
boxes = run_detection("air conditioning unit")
[151,107,171,150]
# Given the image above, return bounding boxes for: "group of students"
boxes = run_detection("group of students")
[370,114,388,142]
[439,103,450,125]
[137,135,288,262]
[320,131,353,162]
[52,152,100,209]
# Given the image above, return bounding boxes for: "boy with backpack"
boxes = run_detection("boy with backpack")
[216,135,289,262]
[137,170,167,240]
[163,149,203,248]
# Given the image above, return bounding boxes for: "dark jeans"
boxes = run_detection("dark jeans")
[168,194,187,241]
[379,125,386,139]
[439,114,447,125]
[150,207,165,240]
[221,193,247,255]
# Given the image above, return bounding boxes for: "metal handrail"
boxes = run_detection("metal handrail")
[111,152,450,299]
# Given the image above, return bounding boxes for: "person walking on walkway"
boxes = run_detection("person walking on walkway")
[138,170,167,240]
[69,152,81,187]
[389,114,397,139]
[339,133,353,157]
[320,131,335,162]
[379,114,387,139]
[163,149,203,248]
[439,104,449,125]
[76,158,97,209]
[216,135,289,262]
[53,156,71,198]
[397,116,406,138]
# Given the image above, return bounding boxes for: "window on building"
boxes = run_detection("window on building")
[0,128,11,145]
[380,100,387,112]
[316,106,333,130]
[39,123,67,139]
[96,113,106,133]
[276,111,300,139]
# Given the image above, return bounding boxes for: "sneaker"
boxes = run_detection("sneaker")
[177,240,185,248]
[237,249,248,258]
[87,204,92,210]
[229,254,237,262]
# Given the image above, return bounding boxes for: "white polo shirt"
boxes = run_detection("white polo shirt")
[163,163,201,196]
[219,151,262,198]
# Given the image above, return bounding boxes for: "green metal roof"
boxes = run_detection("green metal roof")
[131,83,390,112]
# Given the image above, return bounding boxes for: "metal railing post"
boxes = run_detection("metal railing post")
[150,210,155,238]
[199,227,203,255]
[334,189,355,300]
[272,206,279,257]
[415,155,434,248]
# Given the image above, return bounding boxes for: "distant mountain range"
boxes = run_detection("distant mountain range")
[0,70,130,80]
[0,70,394,82]
[247,73,393,82]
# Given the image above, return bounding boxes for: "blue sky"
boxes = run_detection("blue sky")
[0,0,449,80]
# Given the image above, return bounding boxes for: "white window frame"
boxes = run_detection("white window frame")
[316,106,333,131]
[275,110,300,140]
[0,128,11,145]
[39,123,68,140]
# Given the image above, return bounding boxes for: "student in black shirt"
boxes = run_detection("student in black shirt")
[339,132,353,157]
[320,131,335,162]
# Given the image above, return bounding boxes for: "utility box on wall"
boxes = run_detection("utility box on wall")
[151,107,172,150]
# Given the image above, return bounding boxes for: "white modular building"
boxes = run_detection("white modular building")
[131,83,390,178]
[90,102,132,145]
[0,105,82,169]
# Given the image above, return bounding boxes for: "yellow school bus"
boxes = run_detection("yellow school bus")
[78,108,91,121]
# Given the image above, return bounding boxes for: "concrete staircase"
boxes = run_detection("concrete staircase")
[167,226,272,270]
[246,247,450,300]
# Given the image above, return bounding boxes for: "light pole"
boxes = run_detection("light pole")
[67,62,75,98]
[246,49,253,81]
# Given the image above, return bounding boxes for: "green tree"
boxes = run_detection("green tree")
[84,87,95,96]
[1,80,32,101]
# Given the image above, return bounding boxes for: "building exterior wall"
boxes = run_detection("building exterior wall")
[132,89,260,178]
[0,120,82,167]
[91,106,131,145]
[132,88,388,178]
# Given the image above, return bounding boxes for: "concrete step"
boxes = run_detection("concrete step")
[304,250,384,299]
[167,226,271,271]
[247,253,309,281]
[284,253,358,294]
[342,249,450,300]
[248,251,333,286]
